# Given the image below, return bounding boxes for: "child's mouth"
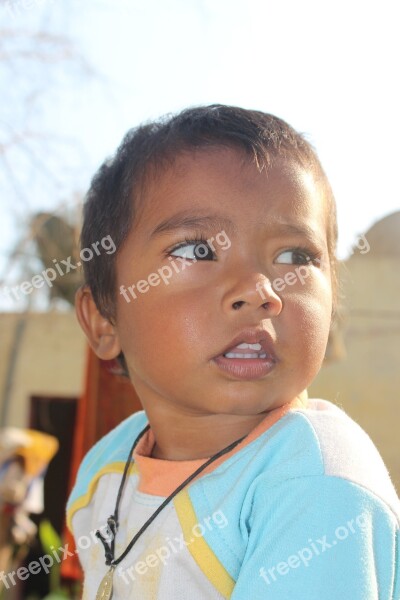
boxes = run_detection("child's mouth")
[213,342,277,380]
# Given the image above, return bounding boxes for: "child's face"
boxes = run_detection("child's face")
[113,147,332,417]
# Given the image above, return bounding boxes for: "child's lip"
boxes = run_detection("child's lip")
[212,354,277,380]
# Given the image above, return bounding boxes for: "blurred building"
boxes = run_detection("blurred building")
[0,312,85,428]
[309,210,400,492]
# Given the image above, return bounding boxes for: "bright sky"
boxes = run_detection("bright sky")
[1,0,399,309]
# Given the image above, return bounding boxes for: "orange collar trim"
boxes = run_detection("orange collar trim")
[133,396,307,496]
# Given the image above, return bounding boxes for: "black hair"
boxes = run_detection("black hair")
[80,104,338,329]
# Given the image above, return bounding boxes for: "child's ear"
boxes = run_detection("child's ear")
[75,286,121,360]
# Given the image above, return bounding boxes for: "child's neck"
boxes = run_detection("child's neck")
[149,413,266,460]
[145,392,307,461]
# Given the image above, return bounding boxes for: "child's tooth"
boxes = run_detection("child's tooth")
[225,352,260,358]
[236,342,262,350]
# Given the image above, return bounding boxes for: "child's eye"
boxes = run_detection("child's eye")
[275,247,320,266]
[167,238,216,261]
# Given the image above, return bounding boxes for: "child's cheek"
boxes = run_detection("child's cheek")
[277,262,332,305]
[284,291,332,360]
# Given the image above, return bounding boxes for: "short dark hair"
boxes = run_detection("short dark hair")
[80,104,338,324]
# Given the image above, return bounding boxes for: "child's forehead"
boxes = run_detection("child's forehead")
[138,147,323,210]
[137,147,325,223]
[142,146,250,189]
[143,147,314,196]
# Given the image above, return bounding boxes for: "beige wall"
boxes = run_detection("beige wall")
[0,312,86,428]
[309,257,400,492]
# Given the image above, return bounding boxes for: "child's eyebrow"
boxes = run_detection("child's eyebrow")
[269,221,326,247]
[148,211,236,239]
[149,210,324,246]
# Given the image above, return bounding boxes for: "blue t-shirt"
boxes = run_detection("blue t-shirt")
[67,398,400,599]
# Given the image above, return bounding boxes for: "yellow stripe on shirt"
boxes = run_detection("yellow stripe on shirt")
[174,489,235,599]
[67,462,139,530]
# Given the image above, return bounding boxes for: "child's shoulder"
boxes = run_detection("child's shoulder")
[273,398,400,517]
[289,398,390,478]
[80,408,148,471]
[66,409,148,515]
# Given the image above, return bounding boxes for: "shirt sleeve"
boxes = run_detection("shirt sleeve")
[230,474,400,600]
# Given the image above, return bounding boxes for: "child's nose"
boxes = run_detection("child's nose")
[222,272,283,317]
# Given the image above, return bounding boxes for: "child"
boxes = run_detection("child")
[67,105,400,599]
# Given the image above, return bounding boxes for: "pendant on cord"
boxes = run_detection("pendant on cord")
[96,566,115,600]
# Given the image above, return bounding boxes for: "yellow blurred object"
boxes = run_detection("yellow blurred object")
[0,428,59,478]
[0,428,59,578]
[15,429,59,477]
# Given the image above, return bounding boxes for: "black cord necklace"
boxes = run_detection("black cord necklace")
[95,424,246,600]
